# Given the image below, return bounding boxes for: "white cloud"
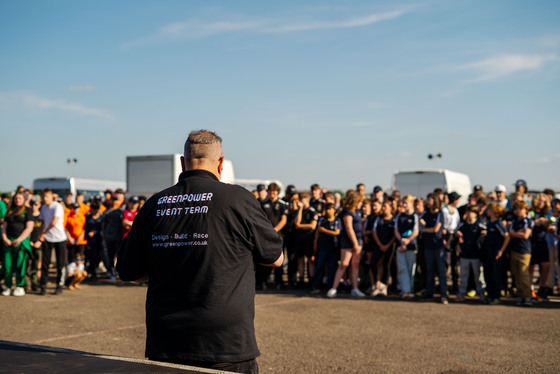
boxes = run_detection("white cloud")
[0,92,114,120]
[529,153,560,165]
[458,54,560,81]
[66,86,96,91]
[266,11,407,33]
[123,19,264,48]
[123,10,409,48]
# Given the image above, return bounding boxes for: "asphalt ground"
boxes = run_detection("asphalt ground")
[1,279,559,374]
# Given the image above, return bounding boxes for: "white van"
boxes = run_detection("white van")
[392,169,472,206]
[33,177,126,201]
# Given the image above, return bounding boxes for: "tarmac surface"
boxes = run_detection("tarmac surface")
[1,280,559,373]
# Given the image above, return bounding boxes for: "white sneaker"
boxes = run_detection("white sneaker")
[326,288,337,298]
[2,288,11,296]
[371,287,380,297]
[13,287,25,297]
[351,288,365,297]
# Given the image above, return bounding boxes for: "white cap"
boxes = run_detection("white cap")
[494,184,507,192]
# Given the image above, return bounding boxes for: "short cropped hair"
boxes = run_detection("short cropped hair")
[184,130,223,162]
[466,205,480,215]
[513,200,530,211]
[299,191,311,200]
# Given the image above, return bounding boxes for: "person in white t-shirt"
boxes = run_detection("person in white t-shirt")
[39,189,68,295]
[442,191,461,294]
[65,253,87,290]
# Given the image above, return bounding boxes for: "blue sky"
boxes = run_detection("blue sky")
[1,0,559,194]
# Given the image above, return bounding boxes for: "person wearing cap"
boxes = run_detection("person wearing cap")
[493,185,510,210]
[257,183,288,289]
[256,184,267,202]
[514,179,532,206]
[122,196,140,239]
[113,188,126,208]
[442,191,461,294]
[65,202,87,263]
[372,185,384,203]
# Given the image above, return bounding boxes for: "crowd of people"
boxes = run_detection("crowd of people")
[0,185,145,296]
[1,179,559,307]
[255,180,560,306]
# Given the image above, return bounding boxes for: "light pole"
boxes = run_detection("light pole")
[67,158,78,178]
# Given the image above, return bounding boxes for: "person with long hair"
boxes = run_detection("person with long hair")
[394,195,420,299]
[529,193,551,300]
[370,200,396,297]
[419,194,448,304]
[327,192,365,297]
[2,192,34,296]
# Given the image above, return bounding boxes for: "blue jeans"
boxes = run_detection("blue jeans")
[424,247,447,297]
[397,250,417,294]
[313,249,338,290]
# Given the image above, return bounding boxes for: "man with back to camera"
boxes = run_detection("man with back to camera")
[117,130,283,374]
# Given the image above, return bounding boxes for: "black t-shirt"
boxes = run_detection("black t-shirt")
[260,198,288,228]
[5,208,33,238]
[295,206,318,243]
[395,213,418,251]
[456,220,486,259]
[310,197,325,215]
[102,208,123,241]
[117,170,282,363]
[510,216,532,254]
[30,213,43,243]
[530,211,548,252]
[421,211,444,250]
[363,214,379,251]
[316,216,341,252]
[482,219,507,256]
[373,216,395,245]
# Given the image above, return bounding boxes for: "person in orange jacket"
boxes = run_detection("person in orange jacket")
[66,203,87,262]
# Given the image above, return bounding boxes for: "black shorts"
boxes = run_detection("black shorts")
[530,243,550,264]
[295,237,314,258]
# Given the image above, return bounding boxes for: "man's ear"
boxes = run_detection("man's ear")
[180,156,186,172]
[217,157,224,179]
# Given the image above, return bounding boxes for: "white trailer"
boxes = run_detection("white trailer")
[33,177,126,201]
[392,169,472,206]
[126,154,234,198]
